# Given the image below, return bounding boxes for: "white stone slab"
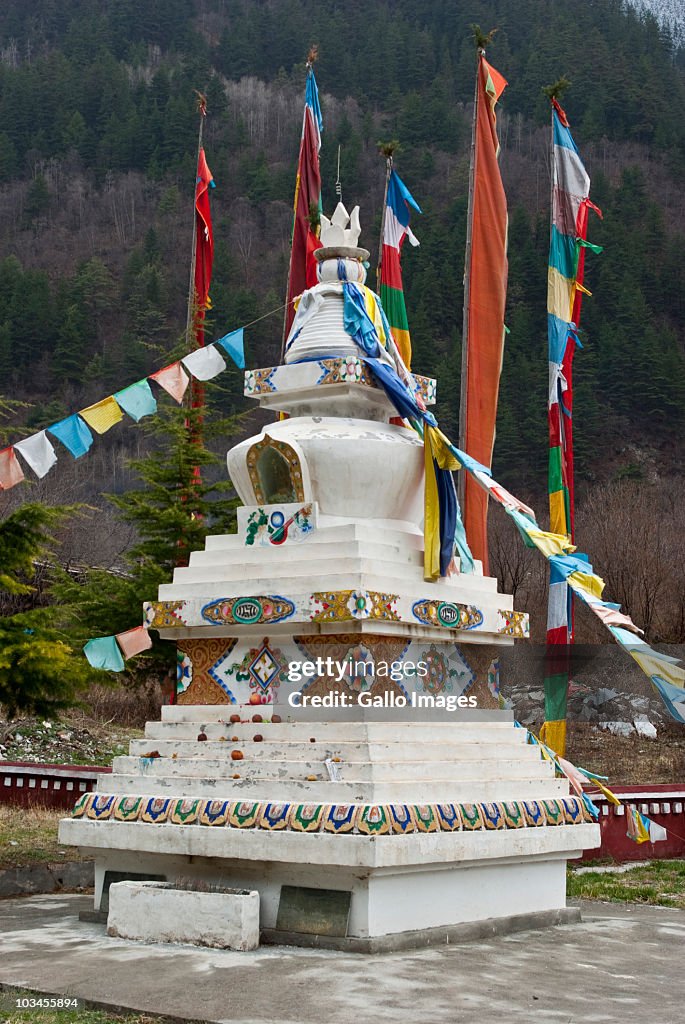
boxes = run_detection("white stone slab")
[107,880,259,950]
[61,817,599,870]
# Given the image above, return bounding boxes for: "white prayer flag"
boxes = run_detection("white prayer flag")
[181,344,226,381]
[14,430,58,479]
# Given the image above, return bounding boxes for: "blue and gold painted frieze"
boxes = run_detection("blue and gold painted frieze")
[73,792,593,833]
[244,357,436,407]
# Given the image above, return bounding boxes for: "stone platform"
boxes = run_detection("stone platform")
[59,708,598,948]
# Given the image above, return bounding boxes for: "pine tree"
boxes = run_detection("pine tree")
[0,503,94,719]
[54,391,240,679]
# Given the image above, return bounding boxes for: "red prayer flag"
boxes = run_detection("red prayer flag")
[285,68,323,336]
[0,447,24,490]
[194,147,214,324]
[462,56,508,575]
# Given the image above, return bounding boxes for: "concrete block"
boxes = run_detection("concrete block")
[107,880,259,950]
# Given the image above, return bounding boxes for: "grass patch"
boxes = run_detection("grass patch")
[0,806,84,869]
[1,1010,164,1024]
[568,859,685,908]
[0,989,177,1023]
[1,1004,171,1022]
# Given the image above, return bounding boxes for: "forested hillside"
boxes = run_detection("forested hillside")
[0,0,683,507]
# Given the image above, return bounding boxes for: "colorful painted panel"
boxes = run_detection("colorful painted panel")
[229,801,261,828]
[199,799,231,826]
[416,643,475,697]
[412,599,483,631]
[413,805,439,833]
[310,590,400,624]
[176,638,238,704]
[86,794,115,820]
[244,357,436,406]
[436,803,461,831]
[357,805,391,835]
[497,610,530,639]
[288,803,325,832]
[201,595,295,626]
[259,802,291,830]
[143,600,184,629]
[140,797,171,823]
[481,802,506,830]
[113,796,142,822]
[243,503,315,547]
[75,795,593,835]
[169,798,201,825]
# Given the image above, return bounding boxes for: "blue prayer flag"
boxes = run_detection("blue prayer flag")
[216,328,245,370]
[83,635,125,672]
[115,380,158,422]
[48,415,93,459]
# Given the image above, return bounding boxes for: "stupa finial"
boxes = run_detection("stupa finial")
[319,202,362,248]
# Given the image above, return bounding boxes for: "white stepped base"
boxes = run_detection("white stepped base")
[160,705,519,730]
[117,755,550,783]
[87,776,569,803]
[60,819,597,943]
[59,716,600,946]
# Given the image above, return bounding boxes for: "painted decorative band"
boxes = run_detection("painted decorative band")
[72,793,593,833]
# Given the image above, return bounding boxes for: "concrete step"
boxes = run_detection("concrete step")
[144,720,524,745]
[129,736,534,760]
[97,774,569,803]
[137,735,538,763]
[157,570,501,601]
[204,523,426,553]
[159,707,517,731]
[169,555,429,586]
[135,741,540,765]
[188,539,424,570]
[115,754,552,783]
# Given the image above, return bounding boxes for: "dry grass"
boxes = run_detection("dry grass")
[76,682,164,730]
[568,859,685,908]
[0,806,85,869]
[566,721,685,785]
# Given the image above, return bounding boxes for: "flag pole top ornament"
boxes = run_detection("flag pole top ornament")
[317,202,369,263]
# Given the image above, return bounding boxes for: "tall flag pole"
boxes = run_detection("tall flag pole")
[186,92,215,357]
[376,146,421,370]
[183,92,214,531]
[282,47,323,352]
[458,30,508,576]
[540,84,602,756]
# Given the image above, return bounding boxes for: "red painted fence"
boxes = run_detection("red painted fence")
[0,761,111,811]
[580,785,685,862]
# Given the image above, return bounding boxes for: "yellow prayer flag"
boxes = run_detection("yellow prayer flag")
[568,569,605,600]
[630,650,685,690]
[548,488,567,536]
[80,396,124,435]
[433,428,461,471]
[527,527,576,559]
[547,266,574,322]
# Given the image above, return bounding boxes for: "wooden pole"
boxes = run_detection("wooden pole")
[280,51,317,363]
[376,154,393,293]
[458,49,483,509]
[184,93,207,518]
[185,94,206,352]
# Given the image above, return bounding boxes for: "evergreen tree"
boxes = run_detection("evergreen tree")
[0,503,94,719]
[54,390,240,679]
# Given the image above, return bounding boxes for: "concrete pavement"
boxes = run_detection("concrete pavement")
[0,894,683,1023]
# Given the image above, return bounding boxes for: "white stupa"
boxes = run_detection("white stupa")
[60,205,599,950]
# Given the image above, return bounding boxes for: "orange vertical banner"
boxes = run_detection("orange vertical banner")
[463,56,508,575]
